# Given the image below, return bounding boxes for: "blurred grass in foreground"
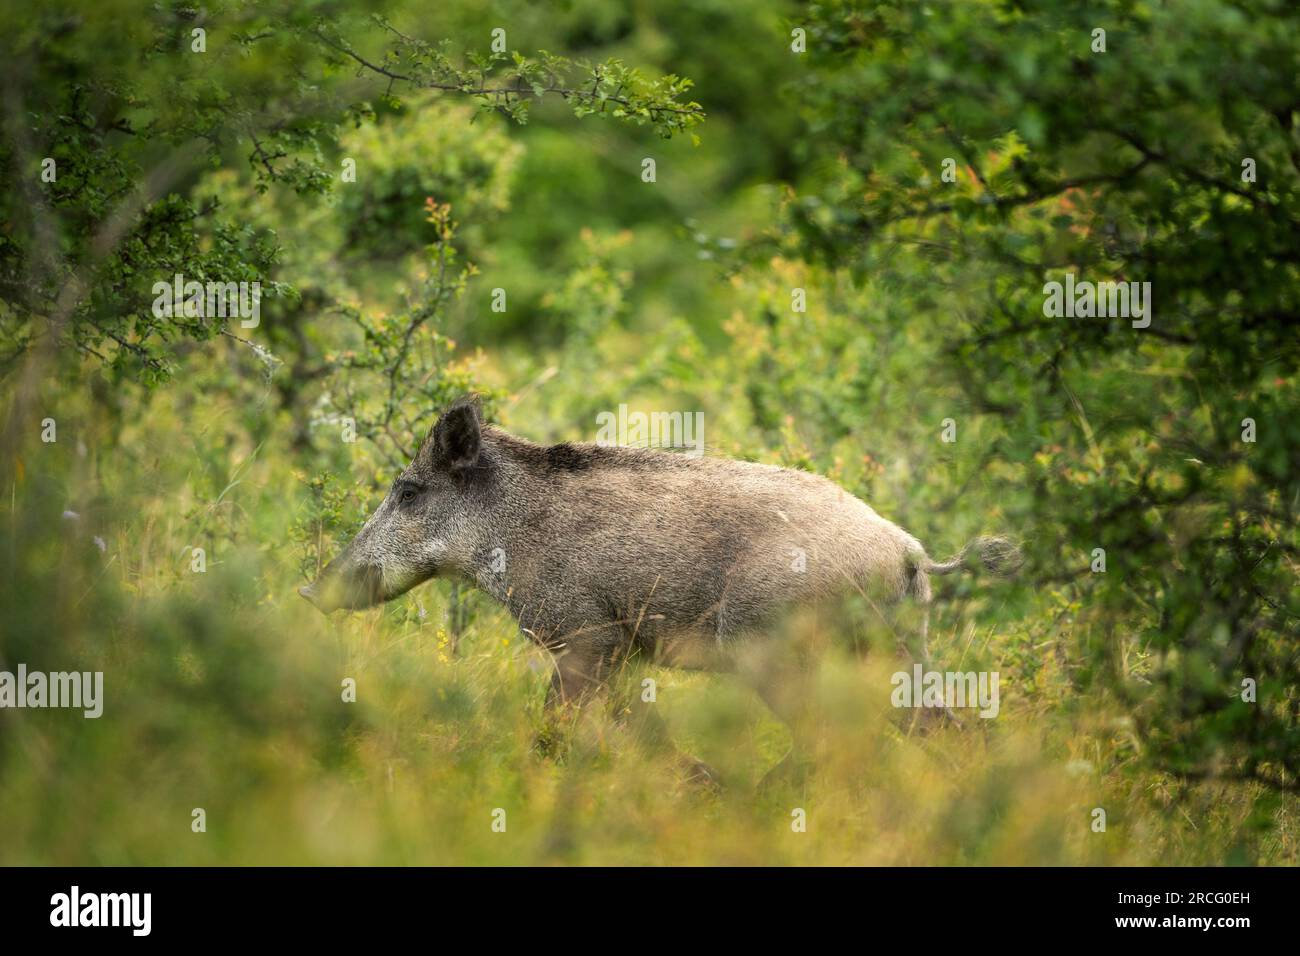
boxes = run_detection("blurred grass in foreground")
[0,373,1292,866]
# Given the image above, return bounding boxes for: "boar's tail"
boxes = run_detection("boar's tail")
[924,535,1023,577]
[903,536,1019,662]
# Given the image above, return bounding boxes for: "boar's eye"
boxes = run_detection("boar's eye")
[394,480,424,504]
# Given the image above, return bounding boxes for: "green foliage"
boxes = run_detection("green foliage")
[758,0,1300,790]
[319,199,503,468]
[0,0,699,381]
[332,105,522,258]
[290,471,355,584]
[331,15,705,139]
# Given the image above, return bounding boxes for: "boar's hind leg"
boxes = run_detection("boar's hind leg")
[732,640,816,790]
[610,659,722,789]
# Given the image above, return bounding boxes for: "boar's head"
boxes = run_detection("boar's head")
[299,398,488,613]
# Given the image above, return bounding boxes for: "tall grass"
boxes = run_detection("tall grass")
[1,362,1293,866]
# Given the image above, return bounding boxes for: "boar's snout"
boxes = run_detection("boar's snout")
[298,561,386,614]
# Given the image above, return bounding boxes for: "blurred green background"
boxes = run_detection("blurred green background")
[0,0,1296,864]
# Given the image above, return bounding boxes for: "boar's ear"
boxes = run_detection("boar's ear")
[429,398,482,473]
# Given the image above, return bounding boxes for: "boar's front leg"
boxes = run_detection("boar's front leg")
[546,641,618,708]
[532,638,619,759]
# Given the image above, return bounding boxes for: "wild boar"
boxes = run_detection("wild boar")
[300,398,1020,778]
